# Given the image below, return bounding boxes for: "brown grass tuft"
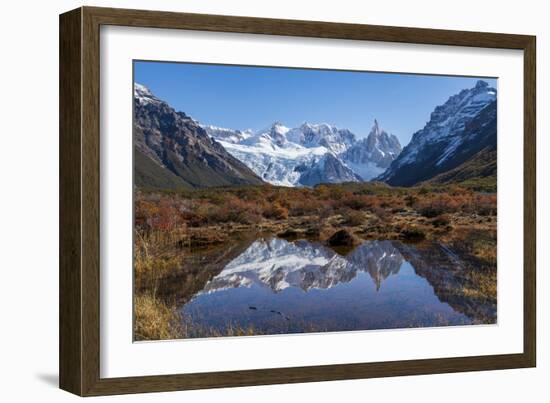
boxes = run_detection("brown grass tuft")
[134,293,183,341]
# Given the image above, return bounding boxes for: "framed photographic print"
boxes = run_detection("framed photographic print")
[59,6,536,396]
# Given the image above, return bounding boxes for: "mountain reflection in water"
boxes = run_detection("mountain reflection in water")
[159,237,496,336]
[201,239,403,294]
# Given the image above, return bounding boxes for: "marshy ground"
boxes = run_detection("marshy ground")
[133,181,497,341]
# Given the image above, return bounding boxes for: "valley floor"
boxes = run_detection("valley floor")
[133,181,497,340]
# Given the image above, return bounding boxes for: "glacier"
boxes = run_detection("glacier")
[203,120,402,186]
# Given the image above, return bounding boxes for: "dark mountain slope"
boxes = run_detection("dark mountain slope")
[378,80,497,187]
[426,146,496,185]
[134,83,264,190]
[134,148,192,190]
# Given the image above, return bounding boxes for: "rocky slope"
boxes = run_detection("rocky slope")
[134,84,263,189]
[426,146,496,185]
[298,153,361,186]
[378,80,497,186]
[342,119,402,180]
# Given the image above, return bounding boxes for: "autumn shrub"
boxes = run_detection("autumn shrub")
[343,210,366,226]
[418,187,430,195]
[400,225,426,241]
[340,195,370,210]
[404,194,418,207]
[448,185,473,197]
[431,214,451,227]
[415,194,461,217]
[134,199,154,229]
[318,203,335,220]
[208,199,261,224]
[321,186,346,201]
[157,200,182,230]
[417,204,442,218]
[288,198,324,216]
[187,202,215,226]
[472,194,497,216]
[314,184,331,199]
[266,192,281,203]
[212,192,236,205]
[262,203,289,220]
[372,206,390,220]
[234,186,266,202]
[364,195,380,209]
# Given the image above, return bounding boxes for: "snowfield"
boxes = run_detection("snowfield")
[203,120,402,186]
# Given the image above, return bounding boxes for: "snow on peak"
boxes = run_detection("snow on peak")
[300,122,335,131]
[133,82,161,106]
[200,238,405,294]
[286,122,356,154]
[201,124,253,144]
[214,119,401,186]
[134,83,153,97]
[378,80,497,183]
[341,120,401,180]
[264,121,290,135]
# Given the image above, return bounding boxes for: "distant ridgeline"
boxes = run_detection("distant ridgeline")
[133,80,496,190]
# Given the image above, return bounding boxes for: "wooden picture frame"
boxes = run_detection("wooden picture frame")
[59,6,536,396]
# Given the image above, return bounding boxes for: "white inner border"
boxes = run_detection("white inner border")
[100,25,524,378]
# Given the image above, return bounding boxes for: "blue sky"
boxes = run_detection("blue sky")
[134,61,497,146]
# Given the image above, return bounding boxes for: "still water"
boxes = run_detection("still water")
[157,237,496,337]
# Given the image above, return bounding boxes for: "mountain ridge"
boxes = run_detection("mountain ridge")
[206,119,402,186]
[134,84,264,190]
[377,80,497,186]
[134,80,497,190]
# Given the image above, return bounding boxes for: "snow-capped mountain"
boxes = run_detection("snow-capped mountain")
[208,120,401,186]
[135,78,497,190]
[200,238,404,294]
[299,153,361,186]
[286,123,356,154]
[249,122,291,148]
[201,125,253,144]
[216,126,329,187]
[133,83,263,189]
[378,80,497,186]
[342,119,402,180]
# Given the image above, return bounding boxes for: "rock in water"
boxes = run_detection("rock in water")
[326,229,358,246]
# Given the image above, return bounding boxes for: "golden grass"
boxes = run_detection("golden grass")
[134,229,185,290]
[134,292,261,340]
[134,293,183,341]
